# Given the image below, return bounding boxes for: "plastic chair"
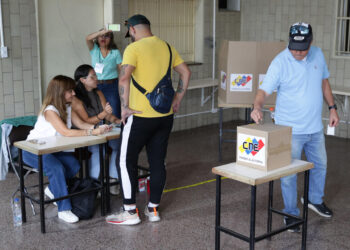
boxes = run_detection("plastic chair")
[6,125,37,215]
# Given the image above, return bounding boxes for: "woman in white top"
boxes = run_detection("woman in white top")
[23,75,111,224]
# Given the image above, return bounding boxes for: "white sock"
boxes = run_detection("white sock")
[124,204,136,211]
[148,202,159,208]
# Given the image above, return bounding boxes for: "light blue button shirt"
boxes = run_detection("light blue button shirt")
[90,43,122,80]
[260,46,329,134]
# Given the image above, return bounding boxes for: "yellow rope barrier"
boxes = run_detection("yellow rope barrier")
[163,177,227,193]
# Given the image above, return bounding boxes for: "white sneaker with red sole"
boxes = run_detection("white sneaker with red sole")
[106,208,141,225]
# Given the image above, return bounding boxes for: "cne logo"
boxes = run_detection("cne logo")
[239,137,265,156]
[232,75,252,87]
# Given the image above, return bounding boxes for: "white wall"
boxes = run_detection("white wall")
[1,0,242,130]
[0,0,39,120]
[37,0,104,93]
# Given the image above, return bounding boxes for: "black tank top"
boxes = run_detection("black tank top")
[85,91,103,117]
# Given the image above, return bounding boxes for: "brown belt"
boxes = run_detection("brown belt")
[98,78,117,84]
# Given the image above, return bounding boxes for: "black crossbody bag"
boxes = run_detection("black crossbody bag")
[131,42,175,114]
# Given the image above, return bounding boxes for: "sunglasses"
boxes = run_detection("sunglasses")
[290,25,310,35]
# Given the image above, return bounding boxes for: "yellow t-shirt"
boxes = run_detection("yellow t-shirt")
[122,36,184,118]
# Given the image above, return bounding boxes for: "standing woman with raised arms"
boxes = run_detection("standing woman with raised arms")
[86,29,123,119]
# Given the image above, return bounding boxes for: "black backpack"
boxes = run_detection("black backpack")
[68,178,98,220]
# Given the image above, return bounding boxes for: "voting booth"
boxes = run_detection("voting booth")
[218,41,286,106]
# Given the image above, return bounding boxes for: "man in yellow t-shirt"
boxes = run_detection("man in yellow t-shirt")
[106,14,191,225]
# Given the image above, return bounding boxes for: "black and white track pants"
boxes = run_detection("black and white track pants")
[117,114,174,204]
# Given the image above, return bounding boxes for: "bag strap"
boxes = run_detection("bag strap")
[165,42,172,77]
[131,42,172,95]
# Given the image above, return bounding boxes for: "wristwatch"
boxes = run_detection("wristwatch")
[328,104,337,110]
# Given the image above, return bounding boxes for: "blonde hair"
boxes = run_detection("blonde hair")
[40,75,76,124]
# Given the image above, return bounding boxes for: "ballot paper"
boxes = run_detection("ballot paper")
[327,125,335,136]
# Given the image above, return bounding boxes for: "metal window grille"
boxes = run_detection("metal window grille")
[336,0,350,56]
[129,0,195,62]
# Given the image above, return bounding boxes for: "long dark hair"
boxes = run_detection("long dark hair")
[96,30,118,50]
[40,75,75,124]
[74,64,96,109]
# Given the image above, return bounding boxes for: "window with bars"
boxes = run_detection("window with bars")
[128,0,195,62]
[336,0,350,56]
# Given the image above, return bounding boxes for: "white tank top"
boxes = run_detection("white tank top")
[27,105,72,140]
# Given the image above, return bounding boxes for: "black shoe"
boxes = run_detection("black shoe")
[301,197,333,218]
[284,217,301,233]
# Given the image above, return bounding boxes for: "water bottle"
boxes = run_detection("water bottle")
[12,198,22,227]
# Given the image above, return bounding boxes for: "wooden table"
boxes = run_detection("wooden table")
[185,78,218,90]
[14,130,120,233]
[212,159,314,250]
[173,78,218,119]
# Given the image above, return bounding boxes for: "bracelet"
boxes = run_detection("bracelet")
[328,104,337,110]
[87,129,93,136]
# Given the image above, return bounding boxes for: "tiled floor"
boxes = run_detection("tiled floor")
[0,122,349,250]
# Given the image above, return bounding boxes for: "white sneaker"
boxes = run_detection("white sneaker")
[106,208,141,225]
[58,210,79,223]
[144,206,161,222]
[44,186,57,206]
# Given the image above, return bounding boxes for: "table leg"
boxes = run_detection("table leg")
[78,148,83,178]
[83,147,89,178]
[250,185,256,250]
[267,181,274,240]
[99,144,105,216]
[38,155,45,233]
[18,149,26,223]
[105,142,111,213]
[215,175,221,250]
[246,108,252,124]
[219,107,223,162]
[245,108,248,123]
[302,170,310,250]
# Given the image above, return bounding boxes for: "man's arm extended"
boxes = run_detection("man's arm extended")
[118,64,141,124]
[172,63,191,113]
[322,78,339,127]
[250,89,269,124]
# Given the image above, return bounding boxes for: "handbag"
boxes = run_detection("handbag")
[131,42,175,114]
[68,177,98,220]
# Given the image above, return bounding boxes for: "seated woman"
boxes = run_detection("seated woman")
[23,75,111,224]
[72,64,121,195]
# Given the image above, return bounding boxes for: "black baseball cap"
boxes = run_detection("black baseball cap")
[125,14,151,38]
[288,22,313,51]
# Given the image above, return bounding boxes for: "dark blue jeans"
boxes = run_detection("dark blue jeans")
[97,79,121,119]
[22,151,80,211]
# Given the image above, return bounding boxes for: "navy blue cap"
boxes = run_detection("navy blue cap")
[125,14,151,38]
[288,22,313,51]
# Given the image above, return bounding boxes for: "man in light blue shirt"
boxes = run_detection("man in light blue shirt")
[251,22,339,233]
